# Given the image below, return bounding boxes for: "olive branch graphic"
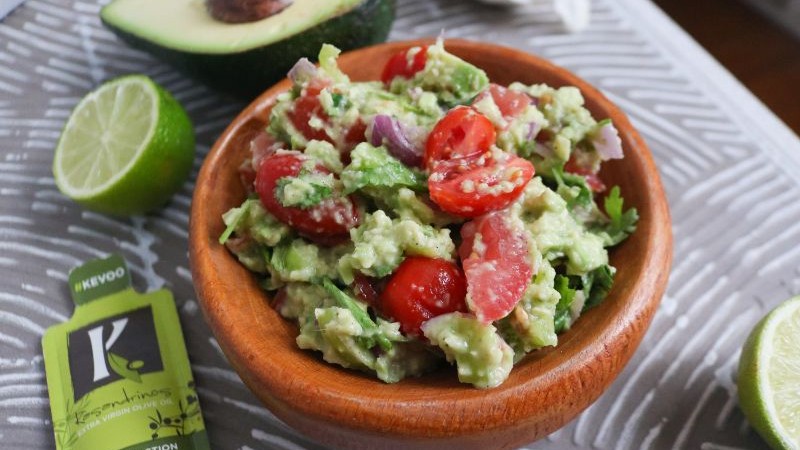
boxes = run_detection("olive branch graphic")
[146,380,203,440]
[107,352,144,383]
[53,393,92,450]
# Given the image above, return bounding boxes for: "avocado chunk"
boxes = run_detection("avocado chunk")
[100,0,395,97]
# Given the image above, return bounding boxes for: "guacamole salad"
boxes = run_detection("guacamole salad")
[219,40,638,388]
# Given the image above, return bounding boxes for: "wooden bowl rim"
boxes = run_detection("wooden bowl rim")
[189,38,672,442]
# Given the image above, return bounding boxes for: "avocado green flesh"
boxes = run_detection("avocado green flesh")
[102,0,361,53]
[100,0,395,97]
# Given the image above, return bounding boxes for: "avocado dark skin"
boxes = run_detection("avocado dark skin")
[102,0,396,99]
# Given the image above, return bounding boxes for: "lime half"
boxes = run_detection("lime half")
[53,75,194,215]
[738,296,800,450]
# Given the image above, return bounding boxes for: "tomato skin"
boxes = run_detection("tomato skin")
[288,80,332,143]
[565,158,606,193]
[255,153,359,244]
[429,156,534,217]
[459,211,533,323]
[288,94,331,142]
[425,106,535,218]
[424,106,496,169]
[380,256,468,337]
[381,46,428,85]
[287,79,365,154]
[479,83,530,118]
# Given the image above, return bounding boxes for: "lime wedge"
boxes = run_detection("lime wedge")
[53,75,194,216]
[738,296,800,450]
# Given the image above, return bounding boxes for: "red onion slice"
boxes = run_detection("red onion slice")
[533,142,554,159]
[369,115,424,167]
[526,121,541,141]
[592,121,624,160]
[287,58,317,85]
[249,132,281,171]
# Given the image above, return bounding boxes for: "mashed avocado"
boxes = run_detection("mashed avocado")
[221,40,637,388]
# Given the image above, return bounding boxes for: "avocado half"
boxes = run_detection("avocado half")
[100,0,396,98]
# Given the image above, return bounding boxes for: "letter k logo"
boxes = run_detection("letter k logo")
[87,318,128,382]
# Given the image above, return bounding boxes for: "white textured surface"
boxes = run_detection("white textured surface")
[1,0,799,448]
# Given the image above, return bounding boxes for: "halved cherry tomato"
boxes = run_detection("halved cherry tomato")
[255,153,359,245]
[288,79,332,143]
[287,79,366,152]
[426,107,535,217]
[424,106,496,168]
[565,158,605,193]
[477,83,530,118]
[381,46,428,85]
[429,156,534,217]
[380,256,467,337]
[343,119,367,150]
[459,211,533,323]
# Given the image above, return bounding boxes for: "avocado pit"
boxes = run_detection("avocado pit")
[207,0,292,23]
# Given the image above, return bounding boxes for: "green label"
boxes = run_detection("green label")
[68,254,131,305]
[68,306,163,401]
[44,255,209,450]
[122,433,210,450]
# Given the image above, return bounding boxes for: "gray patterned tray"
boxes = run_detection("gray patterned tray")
[1,0,798,448]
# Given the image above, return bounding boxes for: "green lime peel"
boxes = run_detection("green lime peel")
[42,254,210,450]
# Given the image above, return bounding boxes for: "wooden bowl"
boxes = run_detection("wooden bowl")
[189,39,672,450]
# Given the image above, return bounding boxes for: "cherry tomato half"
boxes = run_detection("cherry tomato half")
[287,79,366,152]
[424,106,496,169]
[381,46,428,85]
[459,211,533,323]
[428,155,535,217]
[288,79,331,143]
[425,107,535,217]
[380,256,467,337]
[255,153,359,245]
[477,83,530,119]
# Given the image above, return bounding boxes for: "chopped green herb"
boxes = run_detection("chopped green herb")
[551,164,592,208]
[218,200,251,245]
[331,93,345,108]
[322,278,392,351]
[553,274,577,333]
[601,186,638,246]
[582,265,615,311]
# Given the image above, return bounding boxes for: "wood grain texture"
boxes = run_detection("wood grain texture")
[188,39,673,450]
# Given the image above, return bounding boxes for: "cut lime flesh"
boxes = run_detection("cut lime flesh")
[55,76,157,198]
[52,75,194,216]
[762,300,800,443]
[739,296,800,450]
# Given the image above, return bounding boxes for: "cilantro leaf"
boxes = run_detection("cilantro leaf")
[551,164,592,208]
[219,200,252,245]
[322,278,392,351]
[582,265,615,311]
[553,274,578,333]
[331,93,345,108]
[601,186,639,246]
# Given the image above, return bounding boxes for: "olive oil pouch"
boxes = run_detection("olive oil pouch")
[42,255,210,450]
